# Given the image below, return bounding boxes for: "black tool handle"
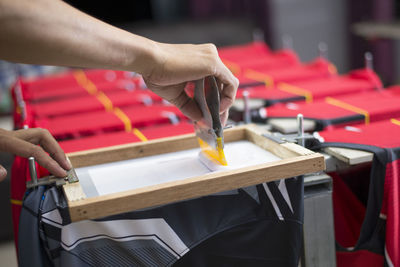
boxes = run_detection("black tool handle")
[205,76,223,137]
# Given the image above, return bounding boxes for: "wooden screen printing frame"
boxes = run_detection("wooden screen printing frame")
[63,125,325,222]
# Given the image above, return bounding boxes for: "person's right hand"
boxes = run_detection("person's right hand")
[0,128,71,182]
[140,42,239,126]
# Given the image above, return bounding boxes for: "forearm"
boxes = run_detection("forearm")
[0,0,157,74]
[0,0,238,124]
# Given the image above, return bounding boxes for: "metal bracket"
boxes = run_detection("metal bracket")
[26,175,68,189]
[26,157,79,189]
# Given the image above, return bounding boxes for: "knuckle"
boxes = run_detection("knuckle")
[30,145,44,158]
[202,43,218,54]
[38,128,50,137]
[207,43,217,51]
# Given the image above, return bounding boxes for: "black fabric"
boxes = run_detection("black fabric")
[173,218,302,267]
[20,178,303,267]
[18,186,52,267]
[315,142,388,255]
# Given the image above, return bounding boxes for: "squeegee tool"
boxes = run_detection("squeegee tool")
[194,76,227,166]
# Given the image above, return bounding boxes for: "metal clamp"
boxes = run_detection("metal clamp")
[26,157,79,189]
[243,90,251,124]
[262,114,315,146]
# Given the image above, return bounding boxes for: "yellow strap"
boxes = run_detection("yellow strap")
[114,107,132,132]
[73,70,97,94]
[96,92,113,111]
[84,80,98,95]
[74,70,140,136]
[391,118,400,126]
[132,128,148,142]
[278,82,313,103]
[74,70,110,110]
[243,69,274,87]
[222,60,241,75]
[10,199,23,206]
[72,70,87,86]
[325,97,370,124]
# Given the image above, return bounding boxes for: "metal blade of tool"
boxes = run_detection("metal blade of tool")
[193,76,227,166]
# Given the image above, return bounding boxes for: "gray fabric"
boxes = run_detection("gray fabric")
[60,239,175,267]
[241,185,260,203]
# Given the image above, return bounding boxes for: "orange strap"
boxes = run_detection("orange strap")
[84,80,98,95]
[277,82,313,103]
[325,97,370,124]
[10,198,23,206]
[113,107,132,132]
[73,70,114,110]
[96,91,113,111]
[243,69,274,87]
[73,70,97,95]
[73,70,87,86]
[391,118,400,126]
[328,63,338,75]
[132,128,148,141]
[73,70,151,139]
[16,106,21,115]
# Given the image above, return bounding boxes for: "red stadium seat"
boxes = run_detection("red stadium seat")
[259,86,400,130]
[31,89,162,118]
[59,122,194,153]
[236,68,381,106]
[237,57,337,87]
[34,104,186,139]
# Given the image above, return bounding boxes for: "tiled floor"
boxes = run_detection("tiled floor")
[0,241,17,267]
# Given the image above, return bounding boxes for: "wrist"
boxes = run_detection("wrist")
[127,37,160,77]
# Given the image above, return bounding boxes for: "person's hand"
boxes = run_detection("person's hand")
[0,128,71,182]
[140,42,239,125]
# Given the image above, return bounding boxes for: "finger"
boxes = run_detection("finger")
[169,89,202,121]
[0,135,67,177]
[220,109,229,127]
[214,63,239,113]
[0,164,7,182]
[215,80,229,125]
[146,80,203,121]
[13,128,71,170]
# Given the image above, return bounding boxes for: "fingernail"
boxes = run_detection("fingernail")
[55,165,67,177]
[65,157,72,170]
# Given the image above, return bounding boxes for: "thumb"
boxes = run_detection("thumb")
[0,164,7,182]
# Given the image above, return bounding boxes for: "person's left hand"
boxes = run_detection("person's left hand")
[0,128,71,182]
